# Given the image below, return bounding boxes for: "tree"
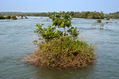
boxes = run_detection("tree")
[26,13,95,69]
[51,13,72,35]
[34,13,79,41]
[34,24,63,42]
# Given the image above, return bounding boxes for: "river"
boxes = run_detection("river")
[0,17,119,79]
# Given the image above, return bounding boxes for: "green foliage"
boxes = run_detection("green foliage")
[0,15,18,20]
[50,11,105,19]
[96,19,102,23]
[52,13,72,34]
[0,16,5,19]
[106,18,110,20]
[67,27,79,39]
[3,11,118,19]
[105,22,109,24]
[27,13,95,69]
[34,24,63,41]
[109,12,119,19]
[11,16,17,20]
[35,14,79,41]
[37,36,94,55]
[29,36,95,68]
[5,16,11,19]
[3,11,119,19]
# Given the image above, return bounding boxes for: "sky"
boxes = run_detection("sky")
[0,0,119,13]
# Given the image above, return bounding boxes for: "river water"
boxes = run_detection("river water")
[0,17,119,79]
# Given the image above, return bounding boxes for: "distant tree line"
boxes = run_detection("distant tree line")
[109,12,119,19]
[0,15,17,20]
[0,11,119,19]
[51,11,105,19]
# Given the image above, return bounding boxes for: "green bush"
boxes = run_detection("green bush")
[34,24,63,42]
[11,16,17,20]
[34,14,79,41]
[52,13,72,34]
[27,36,95,68]
[106,18,110,20]
[67,27,79,39]
[26,14,95,69]
[96,19,102,23]
[0,16,5,19]
[5,16,11,19]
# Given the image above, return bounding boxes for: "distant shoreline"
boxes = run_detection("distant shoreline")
[0,11,119,19]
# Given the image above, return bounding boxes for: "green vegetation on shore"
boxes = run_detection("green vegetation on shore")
[0,15,17,20]
[109,12,119,19]
[26,13,95,69]
[0,15,28,20]
[96,19,102,23]
[1,11,119,19]
[11,16,17,20]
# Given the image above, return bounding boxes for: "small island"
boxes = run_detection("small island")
[26,13,95,69]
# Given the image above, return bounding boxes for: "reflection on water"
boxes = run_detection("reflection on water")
[0,17,119,79]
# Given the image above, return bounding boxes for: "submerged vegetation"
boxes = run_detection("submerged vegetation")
[26,13,95,69]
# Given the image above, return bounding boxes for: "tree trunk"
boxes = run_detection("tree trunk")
[64,27,66,36]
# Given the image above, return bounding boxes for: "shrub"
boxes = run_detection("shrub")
[105,22,109,24]
[67,27,79,39]
[5,16,11,19]
[0,16,5,19]
[34,24,63,42]
[26,36,95,68]
[11,16,17,20]
[34,14,79,41]
[96,19,102,23]
[106,18,110,20]
[26,13,95,69]
[52,13,72,35]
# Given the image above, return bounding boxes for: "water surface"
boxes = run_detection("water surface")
[0,17,119,79]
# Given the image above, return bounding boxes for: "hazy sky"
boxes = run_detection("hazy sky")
[0,0,119,13]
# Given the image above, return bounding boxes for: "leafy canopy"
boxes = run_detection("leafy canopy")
[34,13,79,42]
[34,24,63,41]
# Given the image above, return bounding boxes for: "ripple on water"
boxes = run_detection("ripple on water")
[0,17,119,79]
